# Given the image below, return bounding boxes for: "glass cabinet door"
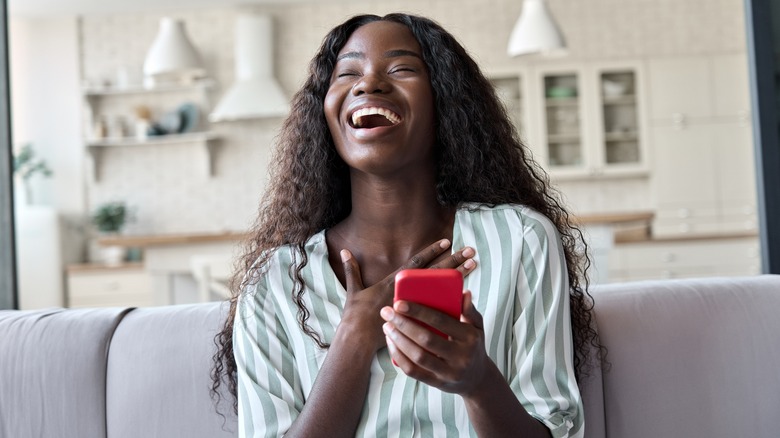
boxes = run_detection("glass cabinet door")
[600,71,640,165]
[543,73,582,168]
[490,75,524,136]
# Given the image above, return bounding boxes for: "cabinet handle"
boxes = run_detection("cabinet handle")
[672,113,687,130]
[738,110,750,127]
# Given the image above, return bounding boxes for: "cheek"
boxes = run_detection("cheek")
[323,89,343,134]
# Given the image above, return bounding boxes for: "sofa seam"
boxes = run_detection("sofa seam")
[103,307,138,438]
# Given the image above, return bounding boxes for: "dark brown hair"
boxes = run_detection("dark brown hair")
[211,13,601,412]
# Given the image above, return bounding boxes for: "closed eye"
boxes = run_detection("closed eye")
[390,67,415,74]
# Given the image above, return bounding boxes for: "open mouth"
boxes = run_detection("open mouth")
[350,107,402,129]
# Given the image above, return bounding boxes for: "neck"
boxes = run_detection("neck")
[332,168,456,267]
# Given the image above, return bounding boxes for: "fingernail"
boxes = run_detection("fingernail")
[394,301,409,313]
[382,322,392,335]
[464,259,476,269]
[462,247,475,258]
[439,239,450,249]
[340,249,350,262]
[386,336,396,352]
[380,307,394,320]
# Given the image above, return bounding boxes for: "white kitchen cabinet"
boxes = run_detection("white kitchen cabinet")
[66,263,153,307]
[646,54,757,238]
[647,54,752,125]
[487,69,531,141]
[82,80,221,181]
[647,56,713,123]
[529,62,649,180]
[608,236,760,283]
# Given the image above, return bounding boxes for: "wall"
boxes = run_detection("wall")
[10,16,84,218]
[10,17,84,308]
[77,0,749,236]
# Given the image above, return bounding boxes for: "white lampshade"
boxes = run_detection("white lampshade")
[507,0,567,57]
[143,18,204,86]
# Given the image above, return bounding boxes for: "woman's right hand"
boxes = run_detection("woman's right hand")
[337,239,477,352]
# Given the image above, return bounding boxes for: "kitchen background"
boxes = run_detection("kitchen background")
[9,0,760,309]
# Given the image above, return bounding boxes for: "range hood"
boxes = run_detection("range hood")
[209,14,288,122]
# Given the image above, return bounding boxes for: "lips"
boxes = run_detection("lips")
[349,106,402,129]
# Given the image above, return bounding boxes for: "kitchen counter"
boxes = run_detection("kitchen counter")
[98,231,246,247]
[97,212,657,248]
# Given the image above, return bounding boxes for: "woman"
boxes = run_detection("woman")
[212,13,599,438]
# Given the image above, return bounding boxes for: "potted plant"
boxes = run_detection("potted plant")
[92,202,127,233]
[91,202,129,265]
[12,143,53,206]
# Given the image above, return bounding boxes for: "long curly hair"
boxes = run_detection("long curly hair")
[211,12,602,413]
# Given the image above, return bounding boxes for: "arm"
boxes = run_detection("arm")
[381,212,582,437]
[286,241,476,437]
[382,292,550,437]
[235,240,476,438]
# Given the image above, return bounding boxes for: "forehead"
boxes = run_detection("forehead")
[338,21,422,56]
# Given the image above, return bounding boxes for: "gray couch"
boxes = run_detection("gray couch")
[1,275,779,437]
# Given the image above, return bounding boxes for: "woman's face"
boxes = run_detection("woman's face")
[324,21,436,177]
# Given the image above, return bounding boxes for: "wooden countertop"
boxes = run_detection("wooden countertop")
[97,212,656,248]
[573,211,654,225]
[98,231,246,247]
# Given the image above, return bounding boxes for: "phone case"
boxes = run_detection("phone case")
[394,269,463,338]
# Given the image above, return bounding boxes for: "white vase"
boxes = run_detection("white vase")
[101,245,126,267]
[13,176,32,207]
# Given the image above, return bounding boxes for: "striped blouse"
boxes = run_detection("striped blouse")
[233,203,584,437]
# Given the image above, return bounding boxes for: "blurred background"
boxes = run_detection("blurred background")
[5,0,770,309]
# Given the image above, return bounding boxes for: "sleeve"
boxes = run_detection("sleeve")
[509,211,584,438]
[233,276,304,437]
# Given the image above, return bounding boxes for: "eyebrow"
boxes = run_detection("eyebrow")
[335,49,423,63]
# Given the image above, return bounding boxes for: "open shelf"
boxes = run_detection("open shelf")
[87,132,221,181]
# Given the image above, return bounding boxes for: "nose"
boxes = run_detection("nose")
[351,72,390,96]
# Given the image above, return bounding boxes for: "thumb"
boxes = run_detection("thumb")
[460,290,483,329]
[341,249,365,292]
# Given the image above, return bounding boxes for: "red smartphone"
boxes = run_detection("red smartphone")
[393,269,463,338]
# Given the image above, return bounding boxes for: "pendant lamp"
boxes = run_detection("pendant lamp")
[507,0,567,57]
[143,18,205,87]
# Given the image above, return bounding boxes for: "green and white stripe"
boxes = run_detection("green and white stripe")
[234,203,584,437]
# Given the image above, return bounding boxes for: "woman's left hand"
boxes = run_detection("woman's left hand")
[380,290,489,396]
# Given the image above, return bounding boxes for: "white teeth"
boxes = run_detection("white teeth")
[351,107,401,127]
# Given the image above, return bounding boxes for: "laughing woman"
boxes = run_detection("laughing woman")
[212,13,600,438]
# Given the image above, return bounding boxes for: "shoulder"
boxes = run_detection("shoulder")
[457,202,559,236]
[239,231,326,305]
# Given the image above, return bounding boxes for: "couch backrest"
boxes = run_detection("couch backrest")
[0,307,130,438]
[106,301,237,438]
[590,275,780,438]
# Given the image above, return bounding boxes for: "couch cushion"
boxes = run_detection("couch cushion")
[591,275,780,438]
[106,301,237,438]
[0,307,131,438]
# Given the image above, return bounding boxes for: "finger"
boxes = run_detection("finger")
[459,290,483,330]
[386,336,439,383]
[384,321,447,373]
[429,247,478,277]
[384,302,455,359]
[400,239,452,270]
[340,249,365,292]
[429,246,475,269]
